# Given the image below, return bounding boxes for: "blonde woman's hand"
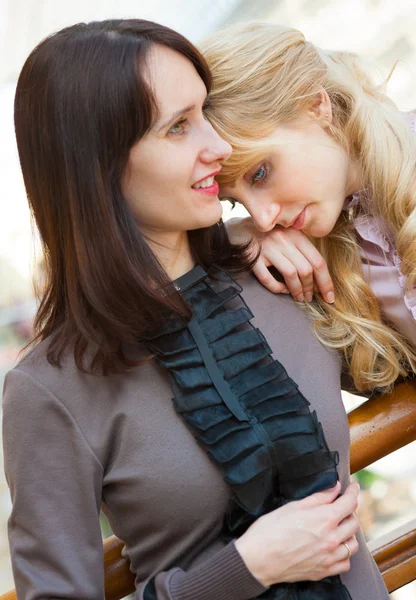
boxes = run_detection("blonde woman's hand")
[234,481,360,587]
[226,217,335,304]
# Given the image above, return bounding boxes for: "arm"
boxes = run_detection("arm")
[226,217,335,303]
[137,543,267,600]
[3,368,105,600]
[3,369,359,600]
[2,368,266,600]
[137,482,360,599]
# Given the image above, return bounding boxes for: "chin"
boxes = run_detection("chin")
[189,213,223,232]
[305,227,327,238]
[201,205,223,228]
[305,219,335,238]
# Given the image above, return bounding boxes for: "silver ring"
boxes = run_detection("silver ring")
[342,541,352,560]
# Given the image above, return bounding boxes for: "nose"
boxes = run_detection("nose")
[200,120,232,165]
[250,202,281,233]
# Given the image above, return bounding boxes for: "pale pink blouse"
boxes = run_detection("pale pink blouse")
[344,111,416,347]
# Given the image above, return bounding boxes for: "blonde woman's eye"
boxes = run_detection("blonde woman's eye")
[251,164,269,185]
[168,118,188,135]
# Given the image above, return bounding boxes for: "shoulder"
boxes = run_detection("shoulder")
[3,337,118,439]
[2,339,88,440]
[235,270,317,330]
[4,338,67,404]
[235,270,339,358]
[3,337,79,411]
[2,337,160,470]
[3,332,168,435]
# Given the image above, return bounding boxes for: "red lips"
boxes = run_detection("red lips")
[192,168,222,187]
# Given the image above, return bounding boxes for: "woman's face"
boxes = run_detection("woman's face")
[219,114,359,238]
[121,45,231,238]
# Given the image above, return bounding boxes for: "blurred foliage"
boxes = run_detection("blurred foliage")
[353,468,384,490]
[100,512,113,540]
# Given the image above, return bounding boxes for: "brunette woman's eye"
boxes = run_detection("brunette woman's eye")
[168,118,188,136]
[251,164,269,185]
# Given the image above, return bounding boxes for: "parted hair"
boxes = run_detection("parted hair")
[201,21,416,391]
[14,19,254,374]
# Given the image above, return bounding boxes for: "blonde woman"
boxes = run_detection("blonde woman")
[201,22,416,393]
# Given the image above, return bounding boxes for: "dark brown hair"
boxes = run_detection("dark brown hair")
[14,19,254,374]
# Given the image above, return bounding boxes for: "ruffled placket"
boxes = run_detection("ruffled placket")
[144,266,352,599]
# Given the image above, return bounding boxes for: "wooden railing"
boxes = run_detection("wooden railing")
[2,380,416,599]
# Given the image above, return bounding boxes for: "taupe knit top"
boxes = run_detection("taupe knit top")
[2,271,389,600]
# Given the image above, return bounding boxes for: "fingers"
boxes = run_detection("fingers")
[339,536,359,560]
[343,536,359,558]
[343,481,360,499]
[268,243,314,302]
[330,482,360,524]
[334,513,360,544]
[301,481,341,508]
[312,263,335,304]
[286,231,335,304]
[326,558,352,577]
[325,536,359,577]
[252,261,291,295]
[257,228,335,303]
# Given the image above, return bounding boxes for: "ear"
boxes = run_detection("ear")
[307,89,333,126]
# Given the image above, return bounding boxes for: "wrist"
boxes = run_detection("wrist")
[234,534,273,588]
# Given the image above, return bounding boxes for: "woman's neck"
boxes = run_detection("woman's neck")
[346,156,365,197]
[144,229,195,280]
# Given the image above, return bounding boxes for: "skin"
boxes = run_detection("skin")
[121,50,360,583]
[222,93,363,302]
[121,44,231,280]
[235,481,360,586]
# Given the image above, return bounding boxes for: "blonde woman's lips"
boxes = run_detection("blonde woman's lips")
[292,207,306,230]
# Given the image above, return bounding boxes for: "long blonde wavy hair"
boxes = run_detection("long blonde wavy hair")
[200,21,416,391]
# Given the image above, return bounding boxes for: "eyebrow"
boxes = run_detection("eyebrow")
[156,105,195,133]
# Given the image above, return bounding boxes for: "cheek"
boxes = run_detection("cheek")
[274,155,316,202]
[276,178,311,204]
[127,142,186,190]
[306,201,341,237]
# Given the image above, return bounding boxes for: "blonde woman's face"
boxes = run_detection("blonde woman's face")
[219,114,359,237]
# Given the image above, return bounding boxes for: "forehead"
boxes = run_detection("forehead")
[145,44,207,116]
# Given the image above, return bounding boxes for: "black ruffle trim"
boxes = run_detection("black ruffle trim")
[144,266,352,599]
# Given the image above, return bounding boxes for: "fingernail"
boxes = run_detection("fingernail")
[296,294,305,302]
[325,292,335,303]
[281,288,290,294]
[305,292,313,302]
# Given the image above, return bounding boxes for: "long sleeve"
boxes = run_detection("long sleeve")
[1,273,389,600]
[2,367,267,600]
[2,368,105,600]
[136,542,267,600]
